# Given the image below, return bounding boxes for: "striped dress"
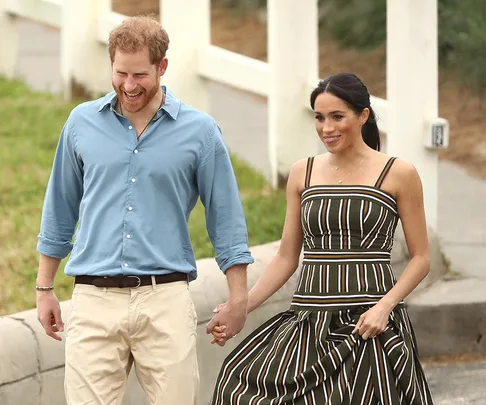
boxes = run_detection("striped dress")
[211,157,434,405]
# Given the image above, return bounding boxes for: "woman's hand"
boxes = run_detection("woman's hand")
[352,303,392,340]
[210,303,229,346]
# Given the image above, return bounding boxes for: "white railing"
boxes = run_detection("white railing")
[0,0,444,230]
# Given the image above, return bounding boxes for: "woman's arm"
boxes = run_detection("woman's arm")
[246,159,308,313]
[354,159,430,340]
[379,160,430,311]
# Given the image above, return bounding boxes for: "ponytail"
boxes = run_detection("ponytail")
[362,107,380,151]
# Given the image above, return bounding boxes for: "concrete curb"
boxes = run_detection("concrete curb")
[407,278,486,357]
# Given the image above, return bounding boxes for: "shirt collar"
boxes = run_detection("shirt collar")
[97,85,181,120]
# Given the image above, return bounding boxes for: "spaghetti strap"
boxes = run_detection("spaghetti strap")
[304,157,315,188]
[374,157,397,188]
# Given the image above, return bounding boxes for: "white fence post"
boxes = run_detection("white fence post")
[268,0,320,187]
[0,0,19,79]
[160,0,210,112]
[386,0,439,230]
[61,0,112,100]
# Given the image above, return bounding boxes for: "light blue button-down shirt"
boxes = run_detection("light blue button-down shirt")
[37,87,254,281]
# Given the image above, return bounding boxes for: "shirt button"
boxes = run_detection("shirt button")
[128,126,133,130]
[131,178,136,182]
[134,150,139,154]
[124,263,129,267]
[126,234,131,239]
[128,206,133,211]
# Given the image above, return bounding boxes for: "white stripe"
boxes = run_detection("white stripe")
[218,314,287,403]
[271,323,300,404]
[383,335,397,348]
[373,264,380,292]
[350,341,366,400]
[297,266,306,292]
[337,265,341,293]
[303,257,390,263]
[337,366,344,401]
[326,265,329,293]
[346,264,350,292]
[360,199,364,238]
[317,199,324,249]
[306,201,315,249]
[380,264,386,291]
[326,200,332,249]
[329,331,350,340]
[328,348,338,370]
[388,341,404,357]
[310,376,317,405]
[252,319,293,405]
[303,250,391,256]
[301,192,398,214]
[382,340,393,405]
[395,348,408,381]
[338,199,344,250]
[292,301,381,309]
[382,215,395,249]
[361,204,381,247]
[292,320,307,401]
[308,265,316,293]
[364,201,373,222]
[318,264,322,294]
[317,311,329,361]
[364,264,369,291]
[302,185,396,201]
[347,199,352,248]
[301,321,312,404]
[358,369,373,405]
[372,339,386,404]
[293,293,386,300]
[369,206,387,246]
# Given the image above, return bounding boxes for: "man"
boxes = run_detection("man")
[36,15,253,405]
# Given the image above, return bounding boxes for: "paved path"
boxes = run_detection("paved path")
[10,18,486,405]
[423,360,486,405]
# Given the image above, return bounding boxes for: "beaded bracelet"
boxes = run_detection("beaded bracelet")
[35,285,54,291]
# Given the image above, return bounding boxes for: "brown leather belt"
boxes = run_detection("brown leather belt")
[74,273,187,288]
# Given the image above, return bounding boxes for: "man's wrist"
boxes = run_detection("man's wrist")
[36,276,55,292]
[36,285,54,291]
[228,292,248,306]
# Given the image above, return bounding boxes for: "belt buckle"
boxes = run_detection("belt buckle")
[127,275,141,288]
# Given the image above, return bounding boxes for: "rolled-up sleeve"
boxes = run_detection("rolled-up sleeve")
[196,122,254,272]
[37,116,83,259]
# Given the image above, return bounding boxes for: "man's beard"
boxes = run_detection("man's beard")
[115,80,159,114]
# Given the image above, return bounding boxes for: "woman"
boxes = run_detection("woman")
[210,73,434,404]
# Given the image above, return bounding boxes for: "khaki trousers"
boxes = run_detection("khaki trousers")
[64,280,198,405]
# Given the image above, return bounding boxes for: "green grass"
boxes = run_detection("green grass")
[0,77,286,315]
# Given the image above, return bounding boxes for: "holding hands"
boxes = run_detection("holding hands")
[206,301,247,347]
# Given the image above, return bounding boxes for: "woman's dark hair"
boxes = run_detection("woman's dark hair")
[310,73,380,151]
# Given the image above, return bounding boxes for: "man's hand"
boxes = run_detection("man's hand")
[37,291,64,341]
[206,300,247,347]
[209,303,228,346]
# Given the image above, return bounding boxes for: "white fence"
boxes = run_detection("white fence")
[0,0,445,230]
